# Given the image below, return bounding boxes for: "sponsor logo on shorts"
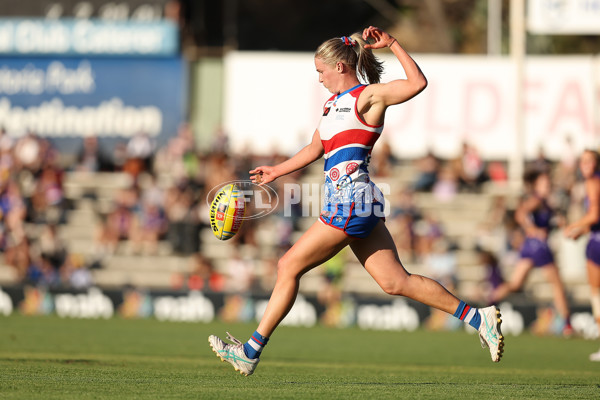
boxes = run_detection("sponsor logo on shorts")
[336,107,351,113]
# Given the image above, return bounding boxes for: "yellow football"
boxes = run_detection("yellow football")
[209,184,246,240]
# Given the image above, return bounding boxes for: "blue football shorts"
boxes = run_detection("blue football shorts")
[318,201,385,239]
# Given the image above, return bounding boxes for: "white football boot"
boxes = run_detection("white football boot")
[208,332,260,376]
[589,348,600,362]
[478,305,504,362]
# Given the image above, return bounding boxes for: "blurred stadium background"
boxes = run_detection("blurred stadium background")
[1,0,600,339]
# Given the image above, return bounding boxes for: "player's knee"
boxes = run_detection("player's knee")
[380,279,407,296]
[276,256,301,280]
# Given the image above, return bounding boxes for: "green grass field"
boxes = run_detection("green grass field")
[1,315,599,399]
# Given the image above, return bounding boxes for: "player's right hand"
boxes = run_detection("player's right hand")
[249,166,276,185]
[362,26,396,49]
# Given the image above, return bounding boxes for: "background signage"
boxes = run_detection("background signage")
[0,18,178,57]
[528,0,600,34]
[0,57,187,151]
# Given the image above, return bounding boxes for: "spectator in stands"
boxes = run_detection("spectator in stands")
[95,186,139,255]
[475,195,510,255]
[127,173,167,255]
[455,142,487,191]
[412,151,440,192]
[388,189,421,262]
[13,132,43,173]
[75,136,112,172]
[203,152,237,195]
[487,161,508,184]
[527,146,552,175]
[153,124,198,184]
[370,141,396,177]
[112,141,128,172]
[432,162,458,202]
[164,184,201,254]
[211,126,229,154]
[0,127,14,170]
[29,162,65,224]
[388,211,415,262]
[124,132,154,179]
[61,253,94,290]
[1,181,29,278]
[424,236,458,289]
[187,253,225,292]
[38,224,67,271]
[131,197,168,255]
[413,214,444,261]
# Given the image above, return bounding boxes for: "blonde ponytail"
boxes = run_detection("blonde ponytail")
[315,33,383,84]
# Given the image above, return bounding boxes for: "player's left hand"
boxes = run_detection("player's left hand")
[362,26,396,49]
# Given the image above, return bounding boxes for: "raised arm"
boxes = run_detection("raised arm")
[250,130,324,185]
[358,26,427,125]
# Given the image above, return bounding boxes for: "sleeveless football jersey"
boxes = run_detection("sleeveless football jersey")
[318,84,383,205]
[529,197,553,230]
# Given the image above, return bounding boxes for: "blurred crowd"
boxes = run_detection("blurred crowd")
[0,124,588,321]
[0,125,302,294]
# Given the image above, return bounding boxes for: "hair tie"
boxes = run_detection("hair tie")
[340,36,356,47]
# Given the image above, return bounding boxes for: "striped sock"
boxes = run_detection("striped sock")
[242,330,269,359]
[453,300,482,330]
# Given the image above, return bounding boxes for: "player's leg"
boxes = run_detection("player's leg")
[351,219,460,312]
[208,221,352,375]
[540,263,571,330]
[490,258,533,303]
[256,221,352,336]
[586,260,600,361]
[350,220,504,362]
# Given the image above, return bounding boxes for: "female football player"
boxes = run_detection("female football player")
[490,170,571,335]
[564,149,600,361]
[209,26,504,376]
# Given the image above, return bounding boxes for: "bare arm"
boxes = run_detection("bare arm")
[515,196,546,239]
[358,27,427,125]
[565,178,600,239]
[250,130,324,185]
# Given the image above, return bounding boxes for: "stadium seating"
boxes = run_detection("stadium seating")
[0,165,591,306]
